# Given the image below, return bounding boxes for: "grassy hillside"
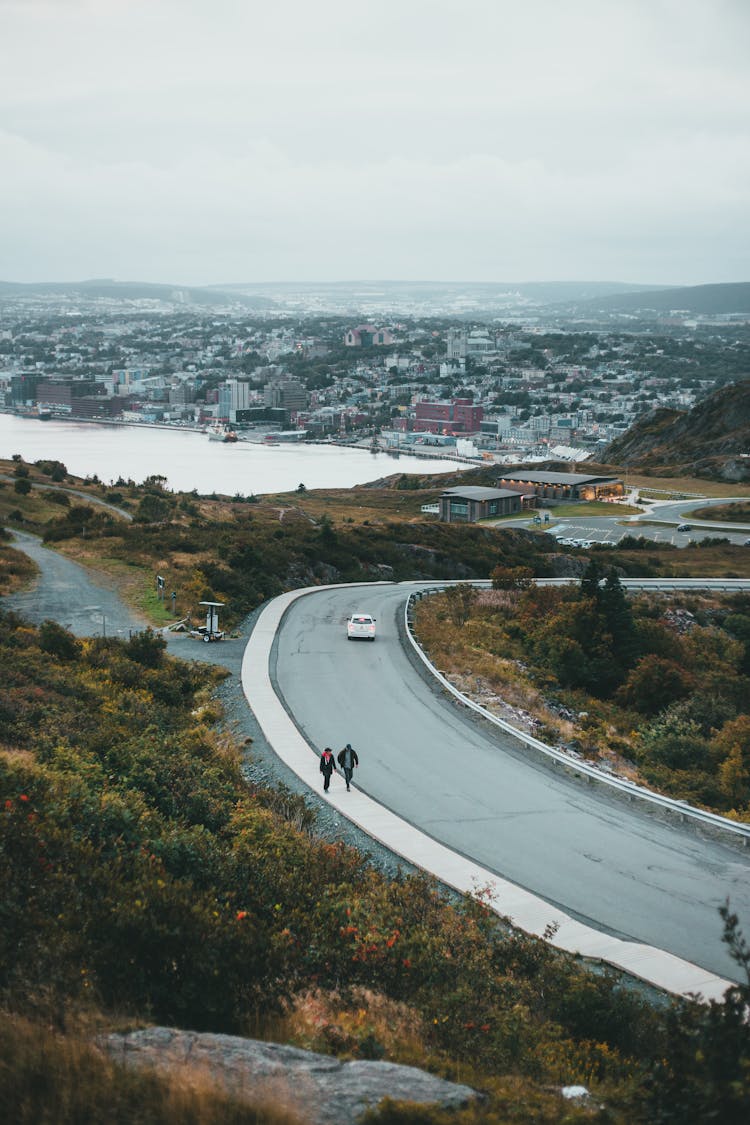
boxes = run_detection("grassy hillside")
[3,457,750,1120]
[2,613,749,1122]
[603,382,750,482]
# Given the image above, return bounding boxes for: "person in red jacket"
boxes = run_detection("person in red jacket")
[319,747,336,792]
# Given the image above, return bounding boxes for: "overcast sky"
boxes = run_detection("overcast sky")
[1,0,748,286]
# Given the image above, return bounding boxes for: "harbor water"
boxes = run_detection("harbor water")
[0,415,467,496]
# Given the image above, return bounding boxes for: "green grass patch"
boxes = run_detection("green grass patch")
[691,501,750,523]
[546,501,644,518]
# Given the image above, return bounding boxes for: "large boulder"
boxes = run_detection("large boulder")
[102,1027,479,1125]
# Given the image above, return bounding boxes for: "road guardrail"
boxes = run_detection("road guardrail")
[404,583,750,843]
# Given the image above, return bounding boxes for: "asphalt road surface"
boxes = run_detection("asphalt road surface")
[273,584,750,980]
[6,530,147,638]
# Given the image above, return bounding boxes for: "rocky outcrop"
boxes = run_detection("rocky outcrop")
[102,1027,479,1125]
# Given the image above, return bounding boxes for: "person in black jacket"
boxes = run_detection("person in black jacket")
[320,747,336,792]
[337,743,359,791]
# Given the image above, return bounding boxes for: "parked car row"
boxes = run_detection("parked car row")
[555,536,593,548]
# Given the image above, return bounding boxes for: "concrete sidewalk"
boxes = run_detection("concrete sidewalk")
[241,585,734,1004]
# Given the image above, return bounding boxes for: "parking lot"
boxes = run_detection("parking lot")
[542,516,750,549]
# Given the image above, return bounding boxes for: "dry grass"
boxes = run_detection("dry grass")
[0,543,38,593]
[202,719,245,766]
[0,746,36,767]
[259,486,442,525]
[0,1010,303,1125]
[280,988,429,1067]
[623,471,750,498]
[615,542,750,578]
[0,484,77,528]
[691,500,750,522]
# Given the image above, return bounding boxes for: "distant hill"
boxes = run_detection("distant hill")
[604,380,750,482]
[214,278,664,306]
[570,281,750,317]
[0,279,275,309]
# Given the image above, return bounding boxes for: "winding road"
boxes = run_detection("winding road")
[6,529,750,992]
[272,584,750,983]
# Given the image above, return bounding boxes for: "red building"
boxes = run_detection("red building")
[414,397,483,434]
[344,324,394,347]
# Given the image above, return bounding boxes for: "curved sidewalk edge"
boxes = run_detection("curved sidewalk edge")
[241,584,733,1004]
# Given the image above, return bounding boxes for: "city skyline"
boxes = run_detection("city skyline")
[1,0,748,287]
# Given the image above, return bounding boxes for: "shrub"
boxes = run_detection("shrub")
[47,490,71,507]
[38,620,81,661]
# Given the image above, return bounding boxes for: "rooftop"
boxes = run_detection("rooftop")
[442,486,521,500]
[495,470,620,486]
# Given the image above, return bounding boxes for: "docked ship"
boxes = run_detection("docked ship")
[207,423,238,442]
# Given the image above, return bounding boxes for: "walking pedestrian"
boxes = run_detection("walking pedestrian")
[337,742,359,791]
[320,747,336,792]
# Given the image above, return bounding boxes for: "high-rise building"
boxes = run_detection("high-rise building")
[263,377,307,413]
[218,378,251,421]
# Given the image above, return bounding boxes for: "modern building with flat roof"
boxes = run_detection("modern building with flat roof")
[493,470,623,501]
[439,486,522,523]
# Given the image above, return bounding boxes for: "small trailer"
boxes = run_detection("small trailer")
[189,601,225,642]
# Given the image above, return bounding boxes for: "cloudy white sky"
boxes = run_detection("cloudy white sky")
[1,0,748,286]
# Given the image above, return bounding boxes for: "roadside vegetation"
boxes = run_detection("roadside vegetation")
[692,501,750,523]
[0,526,37,594]
[2,611,749,1122]
[414,567,750,818]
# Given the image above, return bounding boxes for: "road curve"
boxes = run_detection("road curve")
[269,584,750,986]
[5,530,146,637]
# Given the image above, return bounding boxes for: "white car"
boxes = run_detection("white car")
[347,612,376,641]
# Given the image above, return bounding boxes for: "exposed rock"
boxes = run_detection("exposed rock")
[716,458,750,483]
[546,553,588,577]
[562,1084,591,1101]
[662,607,696,634]
[102,1027,479,1125]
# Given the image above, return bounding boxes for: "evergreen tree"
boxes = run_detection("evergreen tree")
[580,558,604,601]
[601,567,638,669]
